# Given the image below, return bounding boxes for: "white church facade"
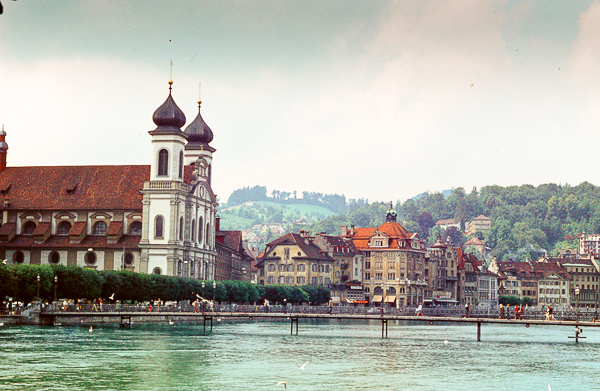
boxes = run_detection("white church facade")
[0,80,220,279]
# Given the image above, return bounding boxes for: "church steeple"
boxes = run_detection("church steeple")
[148,80,187,181]
[0,125,8,173]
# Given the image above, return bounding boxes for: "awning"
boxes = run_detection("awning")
[385,295,396,303]
[372,295,383,302]
[349,300,368,304]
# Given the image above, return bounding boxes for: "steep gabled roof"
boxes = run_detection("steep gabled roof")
[263,233,334,262]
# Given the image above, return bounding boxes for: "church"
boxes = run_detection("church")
[0,80,247,281]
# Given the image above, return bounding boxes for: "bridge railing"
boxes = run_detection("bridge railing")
[43,303,597,321]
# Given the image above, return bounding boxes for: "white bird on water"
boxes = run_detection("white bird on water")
[1,259,6,264]
[168,319,174,325]
[275,381,287,389]
[296,362,309,370]
[88,326,93,333]
[548,386,552,391]
[444,340,449,345]
[108,293,115,301]
[0,322,4,327]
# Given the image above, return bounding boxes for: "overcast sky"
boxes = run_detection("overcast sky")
[2,1,600,204]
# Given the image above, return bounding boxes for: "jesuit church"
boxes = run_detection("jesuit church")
[0,80,248,280]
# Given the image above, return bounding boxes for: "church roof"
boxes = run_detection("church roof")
[185,102,213,145]
[152,83,186,130]
[0,165,150,210]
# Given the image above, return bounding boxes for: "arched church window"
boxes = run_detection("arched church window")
[158,149,169,176]
[206,222,210,245]
[57,221,72,235]
[198,217,203,244]
[129,221,142,235]
[155,215,164,238]
[179,151,183,179]
[92,221,107,235]
[179,217,184,241]
[22,221,36,235]
[191,219,196,243]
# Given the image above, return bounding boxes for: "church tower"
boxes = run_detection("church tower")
[140,80,217,280]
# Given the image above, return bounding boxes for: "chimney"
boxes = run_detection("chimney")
[215,215,221,232]
[0,125,8,173]
[341,225,347,236]
[350,225,355,236]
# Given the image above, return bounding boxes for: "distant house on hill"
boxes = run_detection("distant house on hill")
[466,215,491,237]
[463,237,486,258]
[435,218,460,230]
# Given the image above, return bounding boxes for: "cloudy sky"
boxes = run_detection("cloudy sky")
[1,1,600,204]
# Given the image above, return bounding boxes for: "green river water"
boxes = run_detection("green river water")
[0,319,598,390]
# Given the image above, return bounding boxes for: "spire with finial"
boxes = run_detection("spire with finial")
[184,81,213,145]
[152,63,186,131]
[385,202,397,223]
[0,125,8,173]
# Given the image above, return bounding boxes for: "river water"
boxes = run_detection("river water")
[0,319,599,390]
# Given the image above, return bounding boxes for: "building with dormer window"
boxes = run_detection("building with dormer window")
[344,205,427,306]
[0,80,246,281]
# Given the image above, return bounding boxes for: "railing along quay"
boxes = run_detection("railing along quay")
[39,304,600,342]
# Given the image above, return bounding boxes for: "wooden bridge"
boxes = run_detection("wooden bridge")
[40,310,600,342]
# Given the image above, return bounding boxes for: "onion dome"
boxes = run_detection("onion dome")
[185,100,213,144]
[152,81,186,130]
[385,202,397,223]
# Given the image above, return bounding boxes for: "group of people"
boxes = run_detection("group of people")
[192,298,213,313]
[497,303,525,320]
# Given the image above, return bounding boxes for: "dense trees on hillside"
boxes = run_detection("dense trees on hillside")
[223,182,600,262]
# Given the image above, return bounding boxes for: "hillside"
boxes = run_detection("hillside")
[220,182,600,262]
[219,200,336,231]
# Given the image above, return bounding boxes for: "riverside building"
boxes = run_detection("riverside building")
[0,80,248,281]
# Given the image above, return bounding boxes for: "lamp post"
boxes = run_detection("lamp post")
[575,285,581,322]
[36,275,41,311]
[54,275,58,303]
[212,281,216,306]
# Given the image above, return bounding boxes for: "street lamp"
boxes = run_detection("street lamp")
[212,281,216,307]
[54,275,58,303]
[36,275,41,311]
[575,285,581,322]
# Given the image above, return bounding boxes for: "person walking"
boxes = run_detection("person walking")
[464,303,470,318]
[593,307,599,323]
[505,304,510,320]
[519,304,524,320]
[416,303,423,316]
[328,299,333,315]
[514,304,519,320]
[263,299,269,314]
[499,304,504,319]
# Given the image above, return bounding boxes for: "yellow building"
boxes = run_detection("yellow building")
[256,231,335,286]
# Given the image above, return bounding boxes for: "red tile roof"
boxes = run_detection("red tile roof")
[350,221,418,251]
[0,165,149,210]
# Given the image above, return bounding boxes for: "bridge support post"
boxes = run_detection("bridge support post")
[290,317,298,335]
[203,315,213,333]
[477,321,481,342]
[382,319,388,339]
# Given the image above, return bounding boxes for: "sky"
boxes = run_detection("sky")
[1,0,600,205]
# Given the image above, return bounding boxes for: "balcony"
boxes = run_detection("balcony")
[144,181,191,192]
